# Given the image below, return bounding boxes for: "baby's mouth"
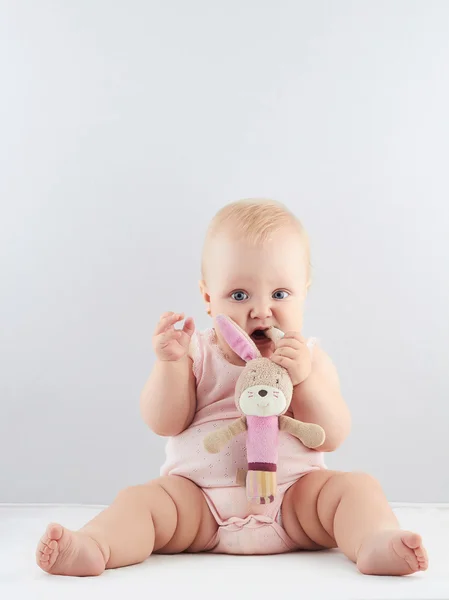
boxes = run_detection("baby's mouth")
[250,328,271,343]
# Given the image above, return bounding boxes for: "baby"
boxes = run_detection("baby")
[36,199,428,576]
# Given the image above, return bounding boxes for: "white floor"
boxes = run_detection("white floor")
[1,503,448,600]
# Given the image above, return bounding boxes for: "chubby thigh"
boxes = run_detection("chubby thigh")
[150,475,218,553]
[280,469,391,553]
[281,469,342,550]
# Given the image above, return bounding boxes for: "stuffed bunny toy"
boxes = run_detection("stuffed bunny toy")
[203,314,325,505]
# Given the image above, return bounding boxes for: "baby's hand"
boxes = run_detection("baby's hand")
[271,332,312,386]
[153,312,195,362]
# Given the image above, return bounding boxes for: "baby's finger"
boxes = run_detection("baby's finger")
[271,354,294,369]
[159,328,182,345]
[159,313,175,326]
[273,347,298,360]
[160,311,175,319]
[276,337,302,350]
[182,317,195,338]
[154,313,184,335]
[283,331,306,343]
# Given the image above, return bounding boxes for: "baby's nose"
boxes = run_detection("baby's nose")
[258,389,268,397]
[250,302,272,320]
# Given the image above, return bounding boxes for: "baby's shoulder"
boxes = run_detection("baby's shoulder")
[306,336,319,351]
[308,340,340,379]
[188,327,213,356]
[187,327,216,379]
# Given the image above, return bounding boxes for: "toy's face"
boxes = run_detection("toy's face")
[239,385,287,417]
[235,358,293,417]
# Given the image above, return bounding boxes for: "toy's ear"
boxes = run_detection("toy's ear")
[265,326,285,345]
[215,314,260,362]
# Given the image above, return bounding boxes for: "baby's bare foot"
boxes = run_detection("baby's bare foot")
[357,530,428,576]
[36,523,108,577]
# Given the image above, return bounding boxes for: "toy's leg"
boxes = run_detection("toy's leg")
[36,475,217,576]
[281,470,428,575]
[246,469,277,504]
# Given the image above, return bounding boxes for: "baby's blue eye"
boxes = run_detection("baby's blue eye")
[231,291,248,302]
[273,290,289,300]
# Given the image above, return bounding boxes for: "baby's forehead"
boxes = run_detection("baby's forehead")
[204,231,309,287]
[217,262,305,287]
[223,272,293,287]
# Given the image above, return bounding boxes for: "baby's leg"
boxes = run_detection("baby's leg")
[36,475,217,576]
[282,470,428,575]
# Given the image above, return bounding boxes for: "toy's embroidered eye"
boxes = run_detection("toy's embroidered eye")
[276,378,279,385]
[231,290,248,301]
[272,290,289,300]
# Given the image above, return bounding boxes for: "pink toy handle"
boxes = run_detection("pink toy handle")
[215,314,260,362]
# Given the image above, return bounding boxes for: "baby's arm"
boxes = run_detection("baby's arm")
[140,312,197,437]
[140,357,196,436]
[290,345,351,452]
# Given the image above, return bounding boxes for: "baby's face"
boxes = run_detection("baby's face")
[201,229,309,359]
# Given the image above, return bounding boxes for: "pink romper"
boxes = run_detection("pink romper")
[160,327,326,555]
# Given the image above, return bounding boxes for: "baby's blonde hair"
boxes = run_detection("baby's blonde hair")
[201,198,312,287]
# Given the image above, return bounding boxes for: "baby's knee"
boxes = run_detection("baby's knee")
[114,477,175,509]
[338,471,383,492]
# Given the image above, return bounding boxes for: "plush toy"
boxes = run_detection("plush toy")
[203,314,325,505]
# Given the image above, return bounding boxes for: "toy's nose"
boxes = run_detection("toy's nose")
[258,389,268,397]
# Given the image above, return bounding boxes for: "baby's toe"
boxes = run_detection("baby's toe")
[36,526,62,571]
[46,523,63,541]
[416,547,429,570]
[405,532,421,548]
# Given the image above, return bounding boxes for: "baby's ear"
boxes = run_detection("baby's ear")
[199,280,211,315]
[215,314,260,362]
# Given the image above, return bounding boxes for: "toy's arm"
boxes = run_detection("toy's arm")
[279,415,325,449]
[203,416,247,454]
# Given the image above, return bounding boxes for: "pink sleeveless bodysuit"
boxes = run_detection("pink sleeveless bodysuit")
[160,327,326,554]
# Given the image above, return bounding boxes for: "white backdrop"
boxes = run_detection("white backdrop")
[1,1,448,504]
